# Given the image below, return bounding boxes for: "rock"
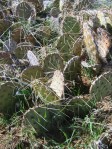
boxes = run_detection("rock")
[50,70,64,98]
[27,50,40,66]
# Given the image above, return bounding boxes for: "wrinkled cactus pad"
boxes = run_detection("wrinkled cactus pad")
[83,22,100,64]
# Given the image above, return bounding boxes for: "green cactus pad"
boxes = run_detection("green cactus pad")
[64,56,81,81]
[23,106,52,134]
[36,26,51,41]
[11,25,24,43]
[0,51,13,64]
[14,1,36,21]
[43,53,64,76]
[15,42,34,59]
[61,16,80,34]
[90,71,112,101]
[0,19,11,35]
[0,81,19,114]
[56,34,77,61]
[23,104,64,135]
[50,70,64,98]
[31,79,61,104]
[21,66,44,82]
[65,94,91,117]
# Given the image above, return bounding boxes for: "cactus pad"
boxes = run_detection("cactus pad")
[15,42,33,59]
[14,1,36,21]
[23,104,64,135]
[0,51,13,64]
[21,66,44,82]
[90,71,112,101]
[50,70,64,98]
[56,34,77,60]
[66,94,91,116]
[31,79,60,104]
[23,106,52,134]
[11,25,24,43]
[61,16,80,34]
[43,53,64,76]
[64,56,81,81]
[0,19,11,35]
[0,81,19,114]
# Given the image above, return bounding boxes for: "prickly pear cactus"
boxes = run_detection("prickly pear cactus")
[11,24,24,43]
[64,56,81,81]
[66,94,91,117]
[0,19,11,35]
[0,81,19,114]
[56,16,80,59]
[43,53,64,76]
[61,16,80,34]
[21,66,44,82]
[90,71,112,101]
[23,104,64,135]
[56,34,77,61]
[31,79,60,104]
[15,42,33,59]
[23,106,52,134]
[0,51,13,64]
[36,26,51,41]
[12,1,36,22]
[83,22,100,65]
[27,50,40,66]
[50,70,64,98]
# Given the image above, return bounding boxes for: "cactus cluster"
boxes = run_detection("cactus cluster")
[0,1,112,146]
